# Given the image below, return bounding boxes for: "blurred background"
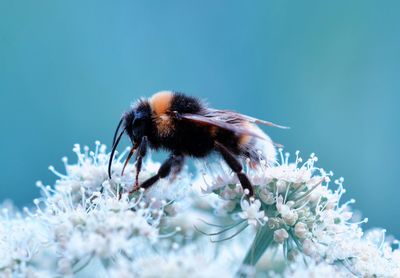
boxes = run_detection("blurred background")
[0,1,399,236]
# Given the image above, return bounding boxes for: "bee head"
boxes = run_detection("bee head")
[124,103,151,144]
[108,100,152,179]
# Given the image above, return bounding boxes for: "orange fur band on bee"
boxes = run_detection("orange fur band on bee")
[149,91,174,136]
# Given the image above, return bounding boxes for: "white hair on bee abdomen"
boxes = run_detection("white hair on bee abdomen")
[242,124,276,166]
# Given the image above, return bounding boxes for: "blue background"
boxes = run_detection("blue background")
[1,1,399,236]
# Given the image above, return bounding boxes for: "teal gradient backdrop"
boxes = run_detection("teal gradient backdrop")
[1,1,399,236]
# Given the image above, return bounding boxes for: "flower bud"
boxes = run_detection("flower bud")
[294,222,308,239]
[276,180,287,193]
[273,228,289,243]
[259,188,275,205]
[268,217,281,230]
[283,210,298,226]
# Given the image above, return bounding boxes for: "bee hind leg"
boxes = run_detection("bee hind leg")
[215,141,254,197]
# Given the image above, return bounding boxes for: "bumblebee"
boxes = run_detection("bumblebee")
[108,91,287,196]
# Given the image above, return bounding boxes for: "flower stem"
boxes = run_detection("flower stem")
[238,225,274,277]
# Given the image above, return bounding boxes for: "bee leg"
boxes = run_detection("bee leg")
[132,136,148,190]
[140,153,184,190]
[215,142,254,197]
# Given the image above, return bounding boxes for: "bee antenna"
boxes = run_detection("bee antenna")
[108,127,126,179]
[112,117,125,148]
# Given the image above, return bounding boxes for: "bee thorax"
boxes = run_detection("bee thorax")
[155,114,174,136]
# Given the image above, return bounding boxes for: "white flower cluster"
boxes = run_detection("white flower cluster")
[108,241,236,278]
[200,150,400,277]
[0,209,52,278]
[30,185,162,275]
[0,143,399,277]
[0,142,185,277]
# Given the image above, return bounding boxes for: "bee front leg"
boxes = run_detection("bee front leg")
[215,141,254,197]
[130,136,148,194]
[139,153,184,190]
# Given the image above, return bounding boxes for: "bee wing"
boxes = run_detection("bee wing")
[205,109,290,129]
[179,113,265,139]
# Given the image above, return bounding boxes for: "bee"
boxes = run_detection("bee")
[108,91,287,196]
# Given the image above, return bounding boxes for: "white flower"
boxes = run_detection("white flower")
[322,228,400,277]
[238,199,267,226]
[276,196,298,226]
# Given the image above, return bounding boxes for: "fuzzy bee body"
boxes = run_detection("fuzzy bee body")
[148,92,215,157]
[109,91,286,196]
